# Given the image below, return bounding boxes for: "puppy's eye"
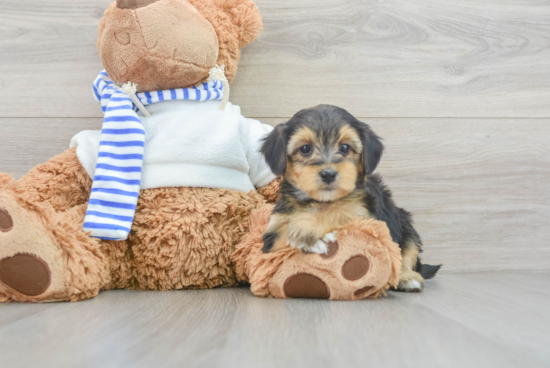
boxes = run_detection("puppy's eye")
[339,144,351,154]
[300,145,312,155]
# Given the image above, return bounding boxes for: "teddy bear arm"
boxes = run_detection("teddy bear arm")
[13,147,92,212]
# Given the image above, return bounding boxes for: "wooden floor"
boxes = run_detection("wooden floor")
[0,272,548,368]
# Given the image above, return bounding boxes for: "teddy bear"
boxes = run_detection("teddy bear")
[0,0,281,302]
[0,0,402,302]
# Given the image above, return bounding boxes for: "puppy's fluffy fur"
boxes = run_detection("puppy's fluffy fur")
[261,105,440,291]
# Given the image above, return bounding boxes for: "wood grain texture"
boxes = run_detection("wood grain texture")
[1,117,549,272]
[0,118,102,178]
[0,273,548,368]
[235,0,550,118]
[1,0,550,118]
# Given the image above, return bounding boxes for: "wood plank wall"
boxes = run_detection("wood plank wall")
[1,0,549,272]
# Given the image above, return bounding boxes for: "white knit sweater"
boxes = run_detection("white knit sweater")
[70,99,276,192]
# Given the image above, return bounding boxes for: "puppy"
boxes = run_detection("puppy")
[260,104,440,292]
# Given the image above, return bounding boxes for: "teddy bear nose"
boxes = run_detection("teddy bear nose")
[320,169,337,184]
[116,0,159,9]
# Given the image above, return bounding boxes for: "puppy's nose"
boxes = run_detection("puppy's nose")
[320,169,337,184]
[116,0,159,9]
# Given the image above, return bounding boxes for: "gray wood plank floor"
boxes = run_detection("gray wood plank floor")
[0,272,549,368]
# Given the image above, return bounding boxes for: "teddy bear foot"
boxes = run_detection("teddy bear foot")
[0,184,107,302]
[0,191,62,302]
[255,224,400,300]
[272,233,380,300]
[234,207,403,300]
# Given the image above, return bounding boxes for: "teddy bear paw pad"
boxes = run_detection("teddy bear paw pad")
[283,273,330,299]
[0,253,51,296]
[0,209,13,232]
[342,255,370,280]
[319,240,339,260]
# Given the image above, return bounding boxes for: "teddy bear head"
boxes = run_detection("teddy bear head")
[97,0,262,92]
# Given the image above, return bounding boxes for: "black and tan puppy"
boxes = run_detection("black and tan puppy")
[261,104,440,292]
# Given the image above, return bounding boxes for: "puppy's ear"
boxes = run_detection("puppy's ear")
[357,122,384,175]
[261,124,288,176]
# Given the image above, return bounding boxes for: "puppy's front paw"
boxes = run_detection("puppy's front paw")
[289,232,338,254]
[321,231,337,244]
[289,239,328,254]
[396,271,424,292]
[307,239,329,254]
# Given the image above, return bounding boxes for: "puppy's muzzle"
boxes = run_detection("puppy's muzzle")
[320,169,337,184]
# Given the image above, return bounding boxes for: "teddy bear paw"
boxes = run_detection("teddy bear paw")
[279,238,375,300]
[0,189,107,302]
[0,193,57,301]
[266,227,398,300]
[0,184,113,303]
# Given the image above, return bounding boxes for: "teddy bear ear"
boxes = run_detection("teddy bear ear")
[212,0,263,47]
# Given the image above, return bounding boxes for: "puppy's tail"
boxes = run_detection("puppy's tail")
[415,259,442,280]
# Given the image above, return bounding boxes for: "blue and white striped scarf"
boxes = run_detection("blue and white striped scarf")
[84,70,225,240]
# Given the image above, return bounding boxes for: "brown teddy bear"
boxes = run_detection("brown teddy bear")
[0,0,402,302]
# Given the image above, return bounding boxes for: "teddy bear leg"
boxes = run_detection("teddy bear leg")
[234,207,403,300]
[0,191,111,302]
[0,150,112,302]
[396,244,424,292]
